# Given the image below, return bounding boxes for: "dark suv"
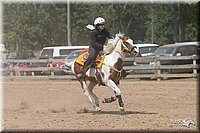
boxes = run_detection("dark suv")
[134,42,199,74]
[7,51,36,60]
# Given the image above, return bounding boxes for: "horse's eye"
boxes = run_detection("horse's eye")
[124,42,129,46]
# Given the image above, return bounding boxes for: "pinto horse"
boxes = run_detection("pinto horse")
[71,34,135,112]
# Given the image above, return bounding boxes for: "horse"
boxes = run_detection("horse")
[71,33,136,112]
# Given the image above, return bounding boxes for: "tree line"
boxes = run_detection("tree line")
[3,2,199,53]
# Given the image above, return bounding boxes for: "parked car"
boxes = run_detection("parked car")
[7,51,42,76]
[133,42,199,74]
[64,49,89,67]
[7,51,36,60]
[0,53,7,67]
[123,43,159,66]
[39,46,89,59]
[44,48,89,75]
[0,53,9,76]
[0,45,9,75]
[134,43,159,57]
[39,46,89,74]
[13,62,40,76]
[0,43,8,59]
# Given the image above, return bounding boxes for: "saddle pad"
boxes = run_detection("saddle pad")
[75,52,89,66]
[75,52,106,69]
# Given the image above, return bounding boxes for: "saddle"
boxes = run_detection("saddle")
[75,51,106,69]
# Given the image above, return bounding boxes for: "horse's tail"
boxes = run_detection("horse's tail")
[71,60,76,74]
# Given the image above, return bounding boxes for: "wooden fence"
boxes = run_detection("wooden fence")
[124,55,199,81]
[2,55,199,81]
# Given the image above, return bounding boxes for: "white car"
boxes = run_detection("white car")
[134,44,159,56]
[39,46,89,59]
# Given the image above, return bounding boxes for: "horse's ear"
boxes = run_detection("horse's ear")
[117,32,125,39]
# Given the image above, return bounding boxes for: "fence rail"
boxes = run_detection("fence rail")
[2,55,199,81]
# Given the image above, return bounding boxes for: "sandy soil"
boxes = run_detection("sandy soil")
[2,77,199,132]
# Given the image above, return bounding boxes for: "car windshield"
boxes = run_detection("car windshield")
[139,46,159,54]
[152,47,174,56]
[66,51,81,59]
[40,49,53,59]
[59,49,80,56]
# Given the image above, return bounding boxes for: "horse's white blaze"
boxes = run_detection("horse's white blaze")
[126,38,134,46]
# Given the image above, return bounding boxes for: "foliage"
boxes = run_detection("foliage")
[3,2,198,53]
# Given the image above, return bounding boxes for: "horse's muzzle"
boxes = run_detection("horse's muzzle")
[128,47,135,53]
[129,47,140,56]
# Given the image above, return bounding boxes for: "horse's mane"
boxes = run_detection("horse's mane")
[115,32,125,39]
[104,32,125,54]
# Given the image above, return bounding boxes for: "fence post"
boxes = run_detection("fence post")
[192,55,197,77]
[15,62,21,76]
[9,61,14,81]
[49,59,54,78]
[156,55,161,81]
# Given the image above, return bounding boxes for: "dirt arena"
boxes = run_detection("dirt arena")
[2,77,199,132]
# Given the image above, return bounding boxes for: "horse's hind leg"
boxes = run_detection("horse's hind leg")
[88,81,100,111]
[105,79,124,111]
[80,80,93,103]
[81,80,100,111]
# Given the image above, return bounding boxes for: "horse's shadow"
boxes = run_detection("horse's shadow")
[82,110,158,115]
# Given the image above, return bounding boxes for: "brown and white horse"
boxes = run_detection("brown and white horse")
[71,33,135,112]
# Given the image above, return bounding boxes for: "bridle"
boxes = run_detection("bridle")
[120,39,129,53]
[100,39,134,82]
[120,39,135,54]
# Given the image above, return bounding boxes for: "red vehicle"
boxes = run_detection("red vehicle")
[9,51,41,76]
[64,49,88,67]
[13,62,40,76]
[46,49,88,75]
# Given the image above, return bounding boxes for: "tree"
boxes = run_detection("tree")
[3,2,198,54]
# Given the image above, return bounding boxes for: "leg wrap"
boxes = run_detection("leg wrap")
[117,95,124,107]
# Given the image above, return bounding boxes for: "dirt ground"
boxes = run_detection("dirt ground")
[2,77,199,132]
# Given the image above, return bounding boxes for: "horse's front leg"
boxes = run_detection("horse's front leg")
[105,79,124,112]
[116,95,124,112]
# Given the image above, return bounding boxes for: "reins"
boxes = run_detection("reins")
[97,39,129,81]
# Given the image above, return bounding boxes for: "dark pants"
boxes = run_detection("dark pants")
[82,46,101,73]
[85,46,101,67]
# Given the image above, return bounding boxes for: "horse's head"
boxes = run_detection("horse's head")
[116,34,136,54]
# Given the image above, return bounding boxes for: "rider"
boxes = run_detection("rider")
[77,17,113,78]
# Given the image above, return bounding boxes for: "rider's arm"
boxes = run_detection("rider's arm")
[90,31,103,50]
[104,28,114,39]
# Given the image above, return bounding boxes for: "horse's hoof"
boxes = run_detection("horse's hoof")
[119,107,124,112]
[95,107,101,112]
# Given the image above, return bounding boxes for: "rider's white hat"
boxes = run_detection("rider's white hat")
[94,17,105,26]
